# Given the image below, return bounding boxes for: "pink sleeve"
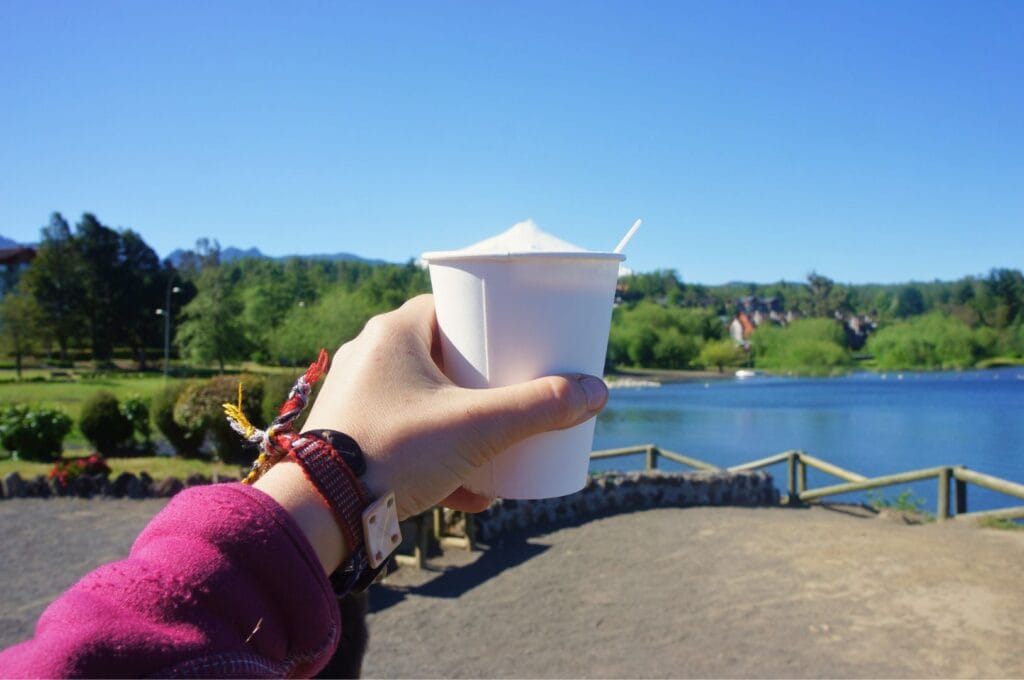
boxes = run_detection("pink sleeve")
[0,483,341,678]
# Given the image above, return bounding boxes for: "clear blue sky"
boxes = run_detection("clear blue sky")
[1,1,1021,284]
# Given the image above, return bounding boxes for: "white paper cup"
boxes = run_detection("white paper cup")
[422,251,624,499]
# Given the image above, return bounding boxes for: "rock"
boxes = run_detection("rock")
[48,477,69,497]
[91,474,112,497]
[3,472,27,498]
[112,473,145,499]
[112,472,135,497]
[29,475,50,498]
[154,477,184,498]
[125,475,145,499]
[184,473,209,487]
[72,474,95,498]
[139,472,154,497]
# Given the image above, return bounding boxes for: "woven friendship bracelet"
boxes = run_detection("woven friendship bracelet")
[225,349,401,588]
[286,434,369,553]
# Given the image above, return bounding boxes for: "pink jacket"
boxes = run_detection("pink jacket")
[0,484,341,678]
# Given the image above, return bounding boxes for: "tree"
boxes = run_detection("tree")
[698,339,745,373]
[806,271,835,318]
[893,285,925,318]
[984,269,1024,328]
[21,213,84,361]
[75,213,122,363]
[116,229,165,369]
[0,287,43,378]
[175,265,249,372]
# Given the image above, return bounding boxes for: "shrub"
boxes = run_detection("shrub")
[261,373,299,426]
[867,312,988,370]
[698,339,746,373]
[0,404,72,461]
[152,381,206,458]
[751,319,852,375]
[175,374,265,465]
[121,395,152,445]
[48,453,111,486]
[79,391,134,456]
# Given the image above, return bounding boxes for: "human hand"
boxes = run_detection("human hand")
[301,294,609,520]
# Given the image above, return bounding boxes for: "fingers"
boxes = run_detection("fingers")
[440,486,493,513]
[454,374,609,457]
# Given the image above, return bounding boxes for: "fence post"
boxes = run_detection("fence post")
[646,445,658,471]
[787,452,798,504]
[937,467,950,521]
[954,468,968,516]
[797,453,807,498]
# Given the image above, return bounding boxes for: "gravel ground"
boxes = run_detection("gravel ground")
[2,500,1022,678]
[0,498,169,648]
[365,506,1024,679]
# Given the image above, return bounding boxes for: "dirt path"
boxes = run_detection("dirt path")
[365,506,1024,678]
[2,500,1022,678]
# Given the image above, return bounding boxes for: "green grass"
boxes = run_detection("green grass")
[0,375,180,449]
[977,516,1024,531]
[0,456,243,482]
[866,488,934,520]
[975,356,1024,369]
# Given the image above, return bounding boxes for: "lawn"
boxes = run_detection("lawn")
[0,456,243,483]
[0,374,180,449]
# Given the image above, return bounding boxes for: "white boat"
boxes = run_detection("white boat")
[735,369,758,379]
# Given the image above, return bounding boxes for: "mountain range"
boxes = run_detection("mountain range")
[165,246,387,267]
[0,234,385,265]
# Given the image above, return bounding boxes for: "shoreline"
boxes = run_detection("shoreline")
[605,367,735,384]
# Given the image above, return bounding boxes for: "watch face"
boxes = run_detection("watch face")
[308,429,367,476]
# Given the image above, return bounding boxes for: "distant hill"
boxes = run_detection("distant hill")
[166,246,387,267]
[0,235,21,249]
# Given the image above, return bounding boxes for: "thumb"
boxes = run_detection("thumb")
[453,374,609,457]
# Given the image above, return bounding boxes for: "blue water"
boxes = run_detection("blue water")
[591,367,1024,514]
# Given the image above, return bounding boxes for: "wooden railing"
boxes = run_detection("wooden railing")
[590,444,1024,522]
[398,445,1024,567]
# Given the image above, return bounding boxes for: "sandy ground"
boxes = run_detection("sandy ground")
[2,500,1022,678]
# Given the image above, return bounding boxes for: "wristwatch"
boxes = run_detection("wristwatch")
[293,429,402,592]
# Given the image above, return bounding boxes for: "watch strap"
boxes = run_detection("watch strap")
[287,434,369,555]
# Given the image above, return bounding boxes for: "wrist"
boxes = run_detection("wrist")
[253,460,350,574]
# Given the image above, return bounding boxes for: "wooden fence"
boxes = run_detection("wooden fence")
[592,444,1024,522]
[396,444,1024,568]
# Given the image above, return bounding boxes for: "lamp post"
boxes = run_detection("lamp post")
[156,279,181,377]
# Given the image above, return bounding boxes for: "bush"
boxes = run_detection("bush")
[751,319,852,375]
[0,404,72,461]
[867,312,989,370]
[698,339,746,373]
[120,395,152,449]
[261,373,299,426]
[174,374,265,465]
[48,453,111,486]
[79,391,134,456]
[152,381,206,458]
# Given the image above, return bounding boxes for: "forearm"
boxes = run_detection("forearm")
[0,484,341,678]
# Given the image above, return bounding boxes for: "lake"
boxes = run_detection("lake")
[591,367,1024,514]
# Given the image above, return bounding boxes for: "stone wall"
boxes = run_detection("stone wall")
[471,470,778,543]
[0,471,240,500]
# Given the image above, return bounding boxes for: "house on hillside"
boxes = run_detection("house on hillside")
[841,313,877,350]
[728,311,756,348]
[0,245,36,297]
